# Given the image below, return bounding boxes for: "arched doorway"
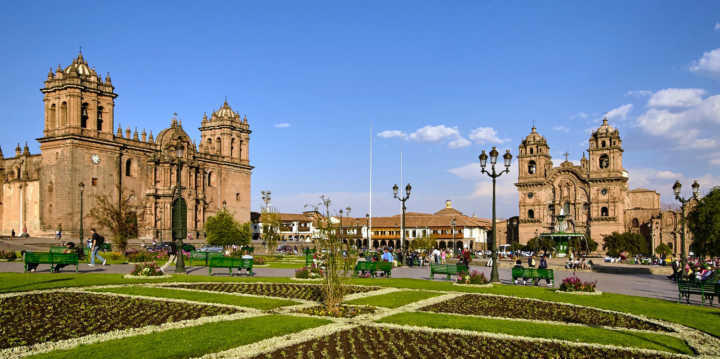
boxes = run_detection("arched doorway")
[380,240,387,247]
[439,241,446,249]
[456,241,463,250]
[373,240,379,248]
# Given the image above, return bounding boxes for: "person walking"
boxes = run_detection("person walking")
[88,228,106,267]
[55,224,63,241]
[161,241,177,273]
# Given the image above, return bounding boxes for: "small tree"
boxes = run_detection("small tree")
[602,232,647,257]
[204,209,250,247]
[260,209,281,253]
[688,187,720,258]
[655,242,672,257]
[526,236,555,254]
[568,236,598,256]
[409,235,436,251]
[307,195,344,314]
[88,185,140,253]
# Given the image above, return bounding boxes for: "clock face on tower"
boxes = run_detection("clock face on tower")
[91,154,100,164]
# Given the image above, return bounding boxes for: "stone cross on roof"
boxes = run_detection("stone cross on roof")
[563,152,569,162]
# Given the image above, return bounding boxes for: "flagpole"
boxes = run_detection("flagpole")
[369,126,373,250]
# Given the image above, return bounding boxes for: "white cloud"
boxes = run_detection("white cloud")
[448,162,517,199]
[468,127,508,144]
[715,22,720,31]
[690,48,720,75]
[604,104,633,122]
[377,130,407,139]
[570,112,589,120]
[628,168,720,201]
[274,123,290,128]
[448,137,471,149]
[648,88,706,108]
[626,90,652,97]
[552,125,570,133]
[408,125,460,142]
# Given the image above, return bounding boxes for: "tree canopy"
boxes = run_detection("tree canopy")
[88,186,139,253]
[525,236,555,254]
[204,209,251,246]
[688,187,720,257]
[260,209,281,252]
[409,235,436,251]
[602,232,648,257]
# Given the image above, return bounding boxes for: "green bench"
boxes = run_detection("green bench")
[353,261,392,277]
[304,248,316,266]
[430,263,468,280]
[511,267,554,285]
[24,251,79,272]
[208,256,253,276]
[678,279,717,306]
[190,251,224,266]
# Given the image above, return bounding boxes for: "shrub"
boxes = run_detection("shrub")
[457,270,488,285]
[106,252,124,261]
[0,250,17,261]
[559,276,597,292]
[295,266,323,279]
[205,209,251,247]
[131,262,164,276]
[127,251,155,263]
[253,256,266,265]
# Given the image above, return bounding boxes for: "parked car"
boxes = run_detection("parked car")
[198,245,223,253]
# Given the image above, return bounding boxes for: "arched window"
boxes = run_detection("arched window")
[601,140,606,148]
[125,159,132,177]
[530,147,534,154]
[528,160,536,174]
[16,168,21,179]
[60,102,67,127]
[97,106,103,131]
[601,207,609,217]
[49,104,56,129]
[599,154,609,169]
[216,137,222,155]
[48,181,53,193]
[231,138,236,158]
[564,201,570,214]
[528,209,535,219]
[207,171,213,187]
[632,218,639,227]
[81,103,88,128]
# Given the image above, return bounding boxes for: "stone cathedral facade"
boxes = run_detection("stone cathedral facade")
[515,119,692,255]
[0,53,253,240]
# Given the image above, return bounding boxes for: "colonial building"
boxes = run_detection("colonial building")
[0,53,253,240]
[515,120,691,255]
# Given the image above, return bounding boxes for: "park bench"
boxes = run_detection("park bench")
[208,256,253,276]
[304,248,316,266]
[354,261,393,277]
[678,279,717,306]
[24,251,78,272]
[511,267,554,285]
[430,263,468,280]
[190,251,223,266]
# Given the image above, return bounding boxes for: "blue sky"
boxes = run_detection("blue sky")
[1,1,719,218]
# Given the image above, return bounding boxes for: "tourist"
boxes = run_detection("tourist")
[513,259,523,268]
[11,229,15,237]
[432,248,440,264]
[528,255,536,268]
[381,248,393,263]
[53,242,77,272]
[441,250,446,264]
[55,225,62,241]
[161,241,177,273]
[539,255,548,269]
[88,228,106,267]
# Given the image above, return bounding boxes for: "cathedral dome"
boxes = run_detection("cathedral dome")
[522,126,547,144]
[63,53,96,78]
[210,100,241,122]
[591,118,619,138]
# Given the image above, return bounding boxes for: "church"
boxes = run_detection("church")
[0,53,253,240]
[515,119,691,256]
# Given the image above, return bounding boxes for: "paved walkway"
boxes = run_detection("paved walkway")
[0,261,686,304]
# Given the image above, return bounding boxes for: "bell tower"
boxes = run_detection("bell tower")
[517,126,551,181]
[588,118,624,177]
[41,52,117,140]
[199,99,250,164]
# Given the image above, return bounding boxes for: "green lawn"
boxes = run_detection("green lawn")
[345,290,442,308]
[90,286,298,309]
[28,315,330,359]
[265,262,306,269]
[378,312,694,355]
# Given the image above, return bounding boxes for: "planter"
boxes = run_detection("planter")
[453,282,493,288]
[555,289,602,296]
[123,274,173,279]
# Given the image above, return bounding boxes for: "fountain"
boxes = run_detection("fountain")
[539,207,586,257]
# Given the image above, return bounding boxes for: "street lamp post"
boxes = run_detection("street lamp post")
[672,180,699,272]
[79,182,85,244]
[393,183,412,254]
[478,147,513,283]
[261,190,271,211]
[173,146,187,273]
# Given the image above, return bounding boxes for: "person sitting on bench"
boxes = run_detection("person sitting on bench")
[53,242,77,272]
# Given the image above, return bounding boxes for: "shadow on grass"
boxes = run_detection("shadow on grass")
[619,329,694,355]
[1,277,72,292]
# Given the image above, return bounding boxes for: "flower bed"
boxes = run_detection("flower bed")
[559,276,597,292]
[165,283,378,302]
[248,326,679,359]
[298,305,376,318]
[130,262,164,276]
[0,292,239,349]
[420,294,670,332]
[295,266,323,279]
[456,270,488,285]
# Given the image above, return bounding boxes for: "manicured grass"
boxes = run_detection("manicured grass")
[378,312,694,355]
[28,315,330,359]
[345,277,720,338]
[345,290,442,308]
[90,286,298,309]
[265,262,306,269]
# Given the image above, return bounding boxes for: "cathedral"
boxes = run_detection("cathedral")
[0,53,253,240]
[515,119,691,256]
